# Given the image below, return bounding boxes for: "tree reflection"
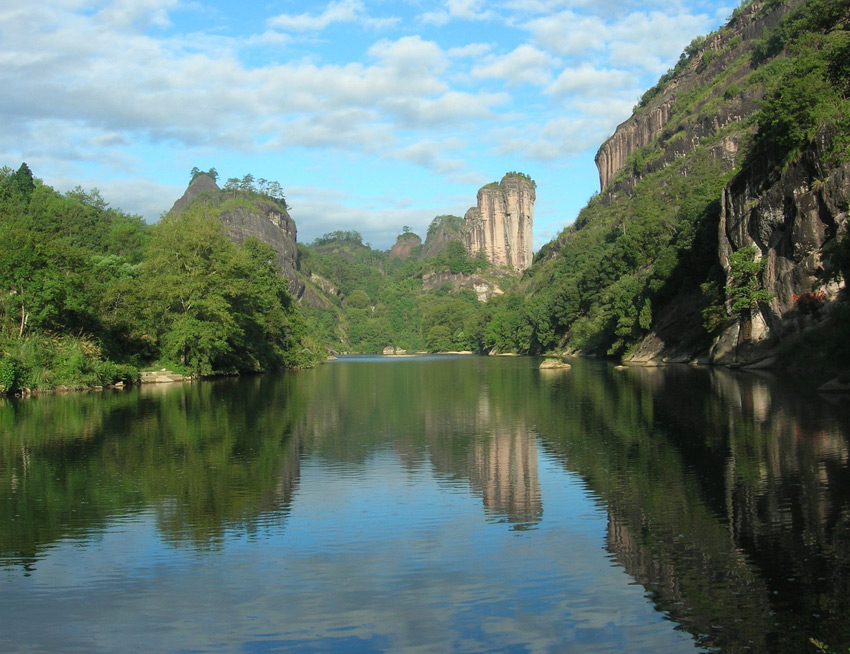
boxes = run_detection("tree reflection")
[533,362,850,652]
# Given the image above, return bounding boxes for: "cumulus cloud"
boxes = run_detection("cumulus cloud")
[546,63,634,96]
[94,0,179,30]
[526,11,608,58]
[471,45,554,87]
[607,10,709,72]
[394,139,467,174]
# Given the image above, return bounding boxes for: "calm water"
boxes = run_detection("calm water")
[1,356,849,653]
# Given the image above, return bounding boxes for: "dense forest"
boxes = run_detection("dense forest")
[2,0,850,395]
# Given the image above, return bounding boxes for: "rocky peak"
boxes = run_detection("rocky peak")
[462,174,535,272]
[169,173,220,213]
[389,232,422,260]
[169,175,304,298]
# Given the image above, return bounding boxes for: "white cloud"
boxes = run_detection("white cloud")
[419,0,497,26]
[448,43,493,59]
[94,0,179,30]
[379,90,510,128]
[368,36,448,76]
[546,63,633,96]
[394,139,467,174]
[471,45,554,87]
[607,10,712,72]
[268,0,362,31]
[527,11,608,58]
[267,0,399,32]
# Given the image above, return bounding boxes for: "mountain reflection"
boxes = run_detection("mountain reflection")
[534,362,850,652]
[0,376,304,562]
[1,356,849,651]
[290,356,543,529]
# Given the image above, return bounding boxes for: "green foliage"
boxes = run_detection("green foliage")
[426,215,464,237]
[0,163,319,391]
[503,171,537,189]
[0,356,16,394]
[754,38,845,163]
[727,246,773,315]
[433,240,487,275]
[747,2,850,165]
[219,171,288,208]
[312,230,365,248]
[139,207,317,375]
[0,335,139,392]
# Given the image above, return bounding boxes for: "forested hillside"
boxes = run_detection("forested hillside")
[296,227,498,354]
[0,165,322,394]
[482,0,850,368]
[295,0,850,369]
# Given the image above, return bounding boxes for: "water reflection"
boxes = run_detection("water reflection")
[0,376,303,563]
[1,357,849,652]
[533,362,850,652]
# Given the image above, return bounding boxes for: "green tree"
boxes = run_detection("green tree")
[140,206,245,375]
[727,246,772,340]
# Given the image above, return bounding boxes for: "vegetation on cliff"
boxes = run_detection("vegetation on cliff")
[479,0,850,365]
[4,0,849,383]
[0,166,321,395]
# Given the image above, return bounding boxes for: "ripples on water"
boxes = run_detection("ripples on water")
[1,356,849,652]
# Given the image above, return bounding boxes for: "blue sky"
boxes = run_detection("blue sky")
[1,0,735,250]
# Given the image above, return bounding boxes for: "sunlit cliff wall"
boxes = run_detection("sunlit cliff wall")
[463,174,535,272]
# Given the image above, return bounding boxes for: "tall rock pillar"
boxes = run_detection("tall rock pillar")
[463,174,535,271]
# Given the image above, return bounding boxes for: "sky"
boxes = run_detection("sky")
[0,0,736,251]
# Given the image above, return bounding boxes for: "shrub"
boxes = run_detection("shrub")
[0,356,16,394]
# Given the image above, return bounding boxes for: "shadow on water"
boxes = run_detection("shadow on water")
[533,361,850,652]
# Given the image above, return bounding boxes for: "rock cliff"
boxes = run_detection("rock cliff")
[587,0,850,366]
[219,200,302,298]
[594,0,796,195]
[711,126,850,363]
[462,174,535,272]
[420,216,464,260]
[421,271,504,302]
[388,233,422,260]
[169,174,304,298]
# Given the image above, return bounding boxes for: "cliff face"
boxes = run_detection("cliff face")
[388,233,422,260]
[219,200,303,298]
[420,220,463,259]
[594,1,795,195]
[421,271,504,302]
[463,175,535,272]
[711,128,850,363]
[583,0,850,366]
[170,175,304,298]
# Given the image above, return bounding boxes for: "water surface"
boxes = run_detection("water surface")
[1,356,849,652]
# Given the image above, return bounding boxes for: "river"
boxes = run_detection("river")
[1,355,848,652]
